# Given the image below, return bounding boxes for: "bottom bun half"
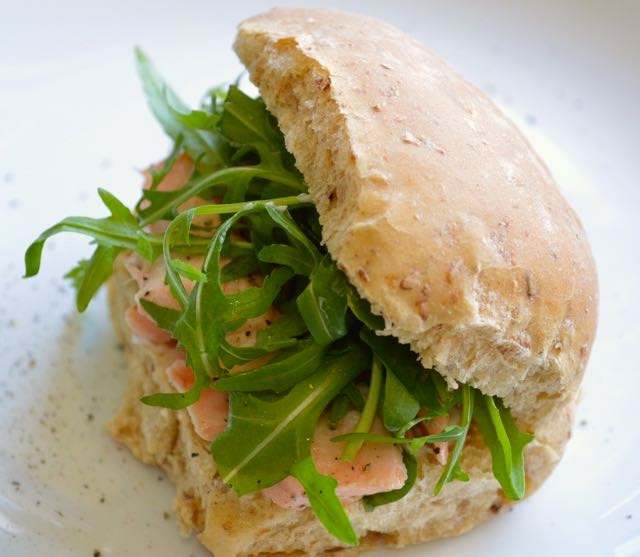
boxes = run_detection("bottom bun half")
[106,257,572,557]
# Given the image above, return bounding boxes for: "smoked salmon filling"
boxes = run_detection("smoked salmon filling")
[25,50,534,545]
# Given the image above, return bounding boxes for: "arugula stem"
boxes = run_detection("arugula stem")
[146,234,211,247]
[139,167,307,227]
[188,194,312,217]
[341,356,382,461]
[433,384,474,495]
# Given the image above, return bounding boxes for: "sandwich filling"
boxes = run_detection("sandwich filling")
[25,50,534,545]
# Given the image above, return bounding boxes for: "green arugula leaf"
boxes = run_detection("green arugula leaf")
[359,328,443,413]
[139,299,180,332]
[64,259,89,290]
[24,188,156,292]
[254,311,308,351]
[258,244,312,275]
[143,209,250,409]
[431,371,457,411]
[263,204,321,268]
[297,254,349,346]
[220,253,261,283]
[327,381,367,431]
[65,245,121,312]
[147,199,308,408]
[363,450,418,512]
[220,86,294,174]
[346,287,385,331]
[134,79,306,227]
[214,339,326,393]
[171,259,208,282]
[200,83,228,115]
[328,394,351,430]
[343,382,365,412]
[24,214,138,278]
[222,266,293,329]
[382,368,420,433]
[98,188,136,224]
[135,233,156,262]
[160,197,309,307]
[211,342,369,494]
[291,456,358,545]
[218,340,269,369]
[24,189,210,311]
[473,393,533,500]
[135,48,227,168]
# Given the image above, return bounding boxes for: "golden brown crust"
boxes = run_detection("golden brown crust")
[234,8,598,427]
[107,259,571,557]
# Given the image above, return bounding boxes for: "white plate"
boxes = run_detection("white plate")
[1,1,639,556]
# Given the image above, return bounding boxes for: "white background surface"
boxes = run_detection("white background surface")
[1,1,639,556]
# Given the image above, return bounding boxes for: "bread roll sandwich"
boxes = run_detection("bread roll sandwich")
[24,7,598,557]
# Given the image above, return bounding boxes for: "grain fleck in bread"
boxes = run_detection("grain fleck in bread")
[106,7,596,556]
[107,259,571,557]
[234,8,598,428]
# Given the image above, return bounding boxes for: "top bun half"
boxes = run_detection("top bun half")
[234,8,597,426]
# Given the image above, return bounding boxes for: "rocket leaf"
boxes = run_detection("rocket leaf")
[473,393,534,500]
[211,342,369,494]
[291,457,358,545]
